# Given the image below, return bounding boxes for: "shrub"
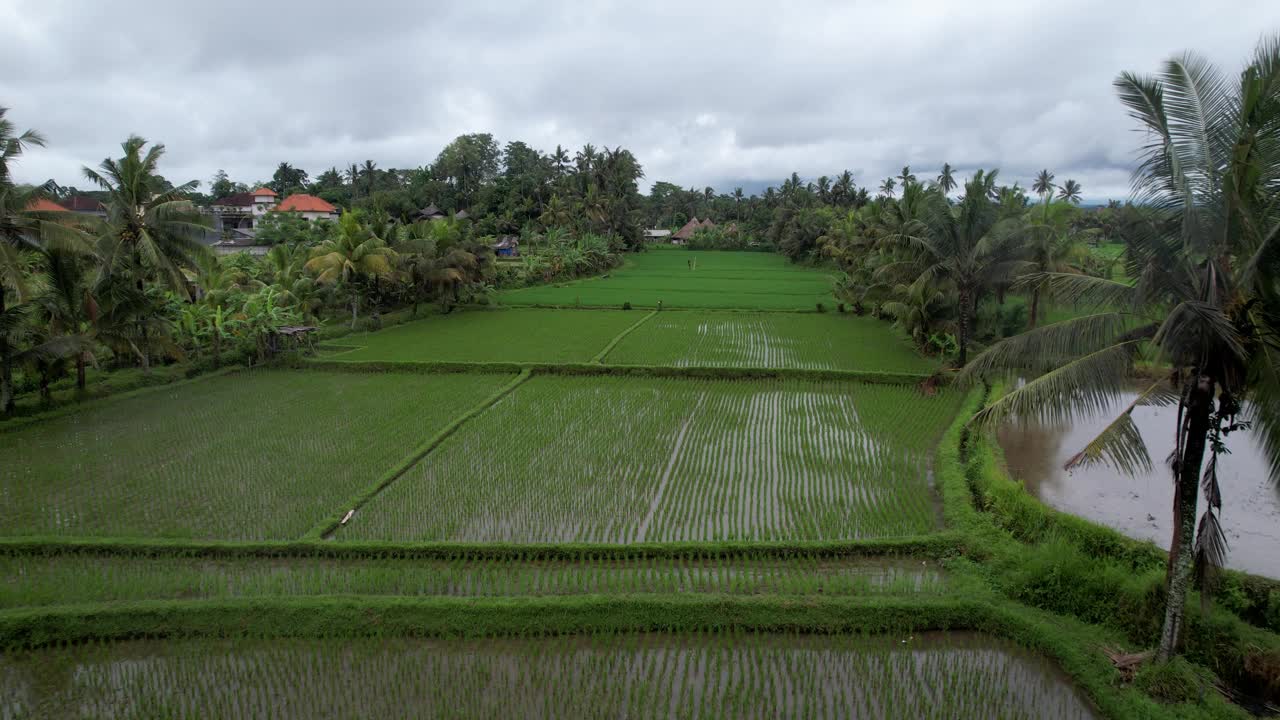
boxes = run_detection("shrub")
[837,303,845,313]
[475,295,491,306]
[1134,657,1215,705]
[816,303,825,313]
[622,301,632,310]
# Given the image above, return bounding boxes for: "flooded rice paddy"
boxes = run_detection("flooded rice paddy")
[999,392,1280,578]
[0,632,1096,719]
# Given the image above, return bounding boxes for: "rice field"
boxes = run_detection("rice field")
[0,632,1097,719]
[340,376,960,543]
[604,310,937,373]
[323,308,639,364]
[498,247,838,310]
[0,555,944,607]
[0,370,503,540]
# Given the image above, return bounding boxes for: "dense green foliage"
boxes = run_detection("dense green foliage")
[340,376,960,543]
[0,370,500,539]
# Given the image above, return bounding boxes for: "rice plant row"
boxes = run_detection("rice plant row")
[0,632,1097,719]
[604,311,937,373]
[325,308,639,364]
[0,371,503,541]
[498,248,838,310]
[0,555,944,608]
[341,376,962,543]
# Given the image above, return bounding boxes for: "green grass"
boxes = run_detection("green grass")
[498,247,837,310]
[340,376,962,543]
[0,631,1098,719]
[0,370,503,541]
[0,554,944,607]
[321,308,639,364]
[605,310,936,372]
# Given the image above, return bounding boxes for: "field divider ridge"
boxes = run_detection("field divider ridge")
[0,533,964,561]
[301,358,942,386]
[303,369,534,541]
[591,309,658,363]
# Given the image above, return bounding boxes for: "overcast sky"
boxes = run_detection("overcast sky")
[3,1,1277,202]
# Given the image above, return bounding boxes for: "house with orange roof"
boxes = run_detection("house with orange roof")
[25,198,69,213]
[277,193,339,222]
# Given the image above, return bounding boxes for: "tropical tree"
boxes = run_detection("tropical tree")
[892,170,1023,364]
[963,37,1280,662]
[937,163,957,195]
[83,136,209,371]
[305,213,395,327]
[1057,178,1083,204]
[1022,200,1088,327]
[1032,169,1056,200]
[898,165,917,191]
[879,177,896,198]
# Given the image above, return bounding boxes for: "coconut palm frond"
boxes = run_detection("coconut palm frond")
[1012,271,1138,310]
[1063,379,1176,474]
[972,340,1145,430]
[1193,504,1229,605]
[1247,339,1280,485]
[1154,299,1245,361]
[961,311,1139,382]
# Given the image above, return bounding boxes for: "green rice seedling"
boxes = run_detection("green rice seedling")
[604,310,936,373]
[0,554,946,608]
[325,308,638,364]
[498,249,838,310]
[0,370,503,540]
[0,632,1098,718]
[340,375,963,543]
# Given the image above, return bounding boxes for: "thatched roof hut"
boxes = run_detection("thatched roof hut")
[672,217,701,242]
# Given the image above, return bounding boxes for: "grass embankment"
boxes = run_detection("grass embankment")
[498,248,838,310]
[936,385,1280,710]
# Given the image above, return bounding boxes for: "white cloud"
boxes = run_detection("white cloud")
[3,0,1277,201]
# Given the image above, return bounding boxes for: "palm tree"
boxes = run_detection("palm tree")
[1022,200,1087,327]
[30,245,98,392]
[361,160,378,196]
[833,171,855,207]
[898,165,916,191]
[345,163,360,193]
[1032,169,1056,200]
[1056,179,1083,204]
[816,176,831,204]
[893,171,1023,364]
[936,163,957,195]
[305,213,395,327]
[964,37,1280,662]
[0,108,47,412]
[551,145,569,177]
[879,177,896,198]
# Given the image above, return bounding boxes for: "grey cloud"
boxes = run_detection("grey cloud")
[3,0,1278,201]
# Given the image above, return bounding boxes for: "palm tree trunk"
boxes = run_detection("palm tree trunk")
[957,287,972,366]
[1157,374,1215,661]
[213,330,222,370]
[1029,288,1041,329]
[76,354,86,391]
[0,290,12,415]
[350,294,359,329]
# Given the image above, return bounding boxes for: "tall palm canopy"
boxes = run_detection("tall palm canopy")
[962,37,1280,661]
[936,163,957,195]
[305,213,395,326]
[85,136,210,297]
[1032,169,1056,197]
[1056,179,1083,204]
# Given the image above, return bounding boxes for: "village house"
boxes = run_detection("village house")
[643,228,672,242]
[492,235,519,257]
[206,189,338,255]
[671,216,716,245]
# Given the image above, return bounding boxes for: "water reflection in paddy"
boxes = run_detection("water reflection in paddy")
[998,392,1280,579]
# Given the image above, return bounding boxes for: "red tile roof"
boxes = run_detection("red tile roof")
[251,187,278,197]
[25,198,69,212]
[278,194,336,213]
[62,196,104,212]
